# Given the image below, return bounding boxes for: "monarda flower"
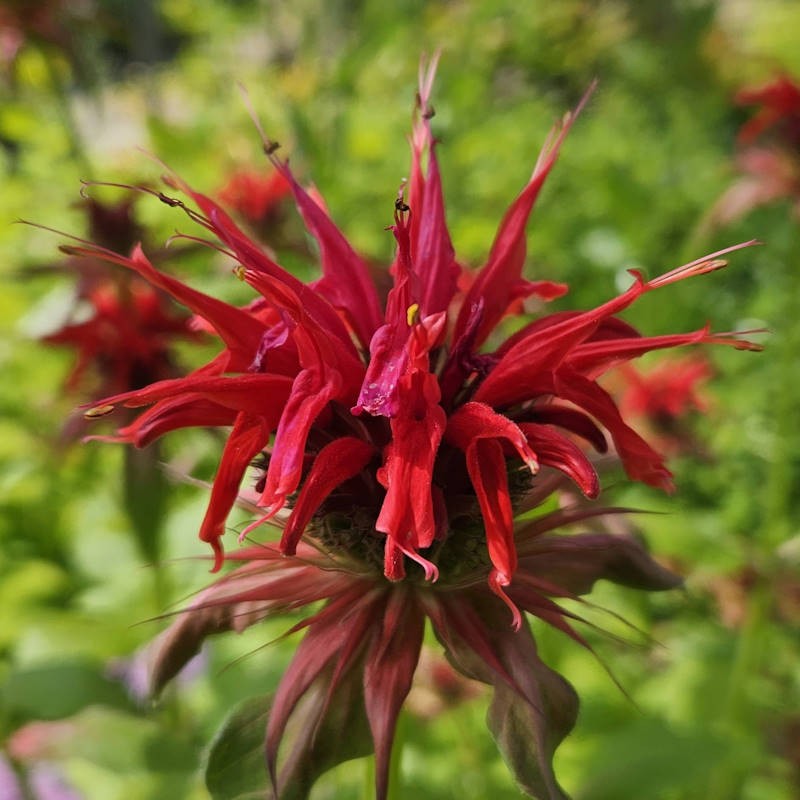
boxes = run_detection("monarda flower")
[40,196,201,438]
[613,355,713,456]
[710,74,800,225]
[67,59,758,799]
[218,168,291,227]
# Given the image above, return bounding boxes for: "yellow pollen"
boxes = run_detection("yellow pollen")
[233,265,246,281]
[84,404,115,419]
[406,303,420,326]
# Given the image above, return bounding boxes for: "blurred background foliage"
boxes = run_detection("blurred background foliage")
[1,0,799,798]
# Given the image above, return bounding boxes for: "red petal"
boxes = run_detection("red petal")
[414,135,459,315]
[567,326,715,379]
[92,372,293,413]
[259,368,343,514]
[554,368,673,491]
[112,395,237,446]
[199,412,273,570]
[184,187,358,351]
[241,268,365,394]
[474,272,649,409]
[446,401,538,471]
[280,437,375,555]
[466,439,518,611]
[452,85,594,349]
[276,166,383,349]
[523,404,608,454]
[67,244,265,362]
[354,214,418,417]
[376,371,446,568]
[519,422,600,498]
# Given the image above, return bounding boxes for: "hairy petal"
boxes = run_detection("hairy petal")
[181,184,358,351]
[92,395,236,447]
[518,532,683,596]
[523,403,608,454]
[376,370,446,578]
[418,143,459,316]
[431,594,578,800]
[468,439,520,628]
[364,588,425,800]
[354,213,418,417]
[275,165,383,349]
[446,401,539,471]
[260,368,343,515]
[474,272,649,408]
[567,326,716,380]
[451,87,594,349]
[90,372,293,414]
[68,243,265,363]
[553,369,673,491]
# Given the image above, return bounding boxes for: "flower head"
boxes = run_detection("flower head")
[711,73,800,225]
[42,197,201,427]
[613,355,713,455]
[218,168,291,227]
[68,58,760,798]
[735,74,800,149]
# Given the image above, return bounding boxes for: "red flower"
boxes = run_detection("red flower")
[217,168,291,225]
[711,74,800,224]
[64,59,759,797]
[42,197,201,436]
[613,355,713,455]
[735,74,800,149]
[618,356,710,416]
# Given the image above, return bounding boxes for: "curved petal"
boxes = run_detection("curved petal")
[280,436,375,555]
[364,588,425,800]
[519,422,599,498]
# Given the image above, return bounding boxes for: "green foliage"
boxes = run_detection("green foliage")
[205,695,273,800]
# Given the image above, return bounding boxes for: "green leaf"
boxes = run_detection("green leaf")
[205,673,373,800]
[205,694,272,800]
[2,660,132,722]
[123,443,168,564]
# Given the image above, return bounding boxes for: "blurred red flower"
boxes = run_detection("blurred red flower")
[614,355,713,455]
[42,197,201,438]
[736,74,800,149]
[711,74,800,225]
[218,168,291,226]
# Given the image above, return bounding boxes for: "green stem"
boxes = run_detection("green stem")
[363,754,375,800]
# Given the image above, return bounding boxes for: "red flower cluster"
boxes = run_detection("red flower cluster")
[68,60,758,798]
[736,74,800,149]
[43,197,200,437]
[614,356,712,455]
[218,168,291,226]
[712,74,800,224]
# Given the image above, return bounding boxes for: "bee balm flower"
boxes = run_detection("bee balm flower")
[67,58,759,799]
